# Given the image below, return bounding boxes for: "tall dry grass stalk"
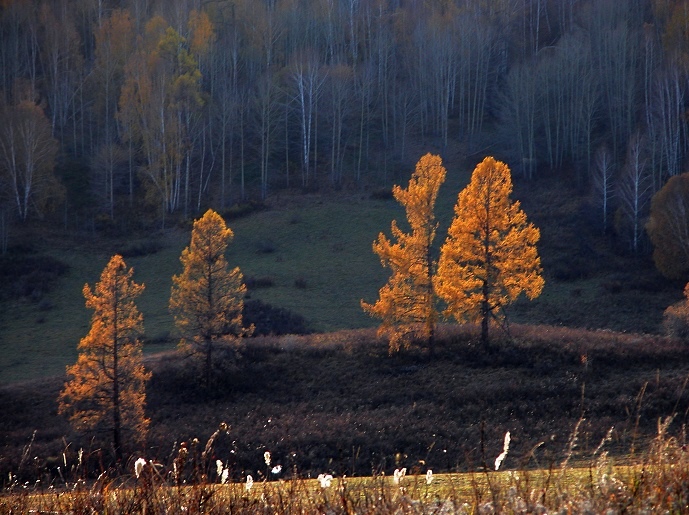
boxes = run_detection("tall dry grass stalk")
[4,418,689,514]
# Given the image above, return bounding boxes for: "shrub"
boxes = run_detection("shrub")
[244,276,275,289]
[663,283,689,340]
[256,239,277,254]
[243,299,310,335]
[601,279,624,294]
[0,253,69,301]
[370,188,394,200]
[551,256,591,282]
[221,200,266,220]
[294,277,307,289]
[118,239,162,258]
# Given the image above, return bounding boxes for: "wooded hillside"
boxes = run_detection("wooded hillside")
[1,0,688,244]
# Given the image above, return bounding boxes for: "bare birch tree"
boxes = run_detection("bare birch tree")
[591,145,615,234]
[291,52,325,189]
[617,133,652,253]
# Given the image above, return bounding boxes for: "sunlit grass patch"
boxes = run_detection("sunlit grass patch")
[0,462,672,514]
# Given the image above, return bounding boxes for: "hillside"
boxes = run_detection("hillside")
[1,173,688,482]
[0,173,682,384]
[1,324,688,482]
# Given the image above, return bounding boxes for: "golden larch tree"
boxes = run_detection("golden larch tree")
[170,209,250,388]
[58,254,150,463]
[436,156,544,344]
[362,153,446,354]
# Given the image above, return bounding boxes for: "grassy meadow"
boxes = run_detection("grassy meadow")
[0,194,395,382]
[0,154,468,383]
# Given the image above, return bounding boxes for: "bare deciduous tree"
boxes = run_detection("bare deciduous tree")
[0,101,60,221]
[591,145,615,234]
[617,133,652,253]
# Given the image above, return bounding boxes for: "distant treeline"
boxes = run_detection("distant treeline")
[0,0,687,237]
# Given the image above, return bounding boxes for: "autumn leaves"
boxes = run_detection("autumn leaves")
[437,156,544,344]
[361,155,446,353]
[60,210,250,460]
[59,153,542,459]
[363,154,544,353]
[170,210,252,389]
[58,254,150,462]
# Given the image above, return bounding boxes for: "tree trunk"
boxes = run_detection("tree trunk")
[426,242,435,357]
[205,340,212,390]
[112,294,122,463]
[481,280,490,346]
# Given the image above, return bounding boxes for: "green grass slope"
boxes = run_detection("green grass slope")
[0,194,403,383]
[0,169,682,383]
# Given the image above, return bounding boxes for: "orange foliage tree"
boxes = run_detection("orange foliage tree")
[362,153,446,354]
[436,156,544,344]
[646,172,689,280]
[58,255,150,463]
[170,209,251,388]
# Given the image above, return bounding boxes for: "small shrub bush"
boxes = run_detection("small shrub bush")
[118,239,162,258]
[601,280,624,294]
[221,200,266,220]
[294,277,307,289]
[370,188,394,200]
[243,299,310,335]
[663,284,689,340]
[551,257,590,281]
[256,239,276,254]
[244,276,275,289]
[0,253,69,301]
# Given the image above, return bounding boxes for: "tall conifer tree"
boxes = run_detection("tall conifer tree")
[58,255,150,463]
[170,209,250,388]
[436,157,544,344]
[362,153,446,354]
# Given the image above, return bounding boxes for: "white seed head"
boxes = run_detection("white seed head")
[495,431,511,471]
[393,468,406,485]
[134,458,147,479]
[318,473,333,488]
